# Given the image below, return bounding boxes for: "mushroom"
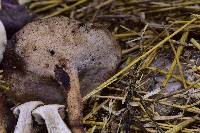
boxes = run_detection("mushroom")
[12,101,44,133]
[32,104,72,133]
[0,20,8,133]
[2,16,121,132]
[0,20,7,63]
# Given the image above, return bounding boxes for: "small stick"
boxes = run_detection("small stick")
[33,2,62,13]
[29,0,62,9]
[191,38,200,51]
[95,0,114,9]
[44,0,88,18]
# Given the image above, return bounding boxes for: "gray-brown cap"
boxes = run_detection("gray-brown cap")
[14,16,121,96]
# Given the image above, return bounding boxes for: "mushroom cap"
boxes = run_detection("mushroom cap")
[14,16,121,96]
[12,101,44,133]
[32,104,65,125]
[15,16,121,76]
[12,101,44,117]
[32,104,72,133]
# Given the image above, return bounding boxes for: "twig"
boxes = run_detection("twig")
[190,38,200,50]
[44,0,88,18]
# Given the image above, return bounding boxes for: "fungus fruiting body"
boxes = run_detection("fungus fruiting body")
[2,16,121,132]
[0,20,7,63]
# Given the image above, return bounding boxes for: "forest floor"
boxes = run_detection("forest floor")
[23,0,200,132]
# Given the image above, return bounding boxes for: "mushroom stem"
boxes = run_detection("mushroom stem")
[32,104,71,133]
[65,68,85,133]
[13,101,44,133]
[54,64,85,133]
